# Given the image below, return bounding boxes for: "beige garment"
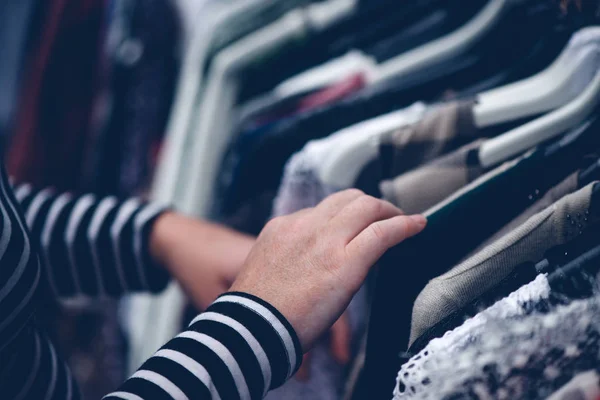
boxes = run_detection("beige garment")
[380,139,486,214]
[410,181,600,346]
[384,100,479,178]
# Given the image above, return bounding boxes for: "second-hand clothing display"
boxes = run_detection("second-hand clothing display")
[0,0,37,144]
[5,0,600,399]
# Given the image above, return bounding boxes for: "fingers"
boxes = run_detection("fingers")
[329,196,405,243]
[316,189,365,219]
[295,353,312,382]
[345,215,427,272]
[330,313,351,365]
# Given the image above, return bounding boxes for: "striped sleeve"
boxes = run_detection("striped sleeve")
[11,182,170,297]
[0,324,82,400]
[103,292,304,400]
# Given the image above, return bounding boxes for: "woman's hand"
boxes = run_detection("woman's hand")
[230,189,426,352]
[150,212,255,310]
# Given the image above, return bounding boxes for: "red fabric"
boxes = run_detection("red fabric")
[296,72,366,112]
[8,0,106,190]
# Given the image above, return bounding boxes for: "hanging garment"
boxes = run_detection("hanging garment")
[151,0,309,205]
[273,102,426,216]
[4,2,134,397]
[380,139,488,214]
[381,99,481,178]
[234,0,474,104]
[0,0,38,144]
[223,99,475,233]
[468,171,581,256]
[364,113,600,398]
[409,176,594,345]
[409,219,600,356]
[393,276,600,400]
[218,0,556,222]
[83,0,179,197]
[236,89,321,134]
[7,0,106,190]
[236,72,368,138]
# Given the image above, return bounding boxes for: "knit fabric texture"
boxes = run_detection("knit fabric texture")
[395,274,600,400]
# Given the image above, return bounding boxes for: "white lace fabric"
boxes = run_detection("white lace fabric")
[394,274,600,400]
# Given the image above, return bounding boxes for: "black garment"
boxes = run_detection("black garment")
[0,0,38,145]
[549,190,600,300]
[83,0,179,197]
[220,1,568,226]
[362,115,600,399]
[235,0,478,103]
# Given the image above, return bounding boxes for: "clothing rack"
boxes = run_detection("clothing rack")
[4,0,600,398]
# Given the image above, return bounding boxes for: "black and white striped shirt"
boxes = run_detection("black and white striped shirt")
[0,165,302,399]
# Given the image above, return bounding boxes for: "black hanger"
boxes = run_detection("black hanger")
[548,217,600,299]
[579,157,600,187]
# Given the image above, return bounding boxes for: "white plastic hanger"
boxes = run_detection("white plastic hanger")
[367,0,510,84]
[479,67,600,167]
[274,50,375,98]
[180,0,360,214]
[473,27,600,128]
[316,102,427,189]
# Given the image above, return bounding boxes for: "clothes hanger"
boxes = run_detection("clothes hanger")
[548,219,600,299]
[224,0,571,222]
[478,66,600,168]
[268,0,470,99]
[578,155,600,186]
[317,6,573,191]
[366,0,511,84]
[473,26,600,128]
[315,103,427,189]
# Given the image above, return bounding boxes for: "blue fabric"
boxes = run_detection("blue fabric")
[0,0,37,143]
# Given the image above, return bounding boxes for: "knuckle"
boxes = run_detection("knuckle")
[369,222,387,242]
[357,195,382,215]
[265,216,285,232]
[343,188,364,197]
[396,218,409,239]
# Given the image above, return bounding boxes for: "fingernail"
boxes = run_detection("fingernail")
[410,215,427,228]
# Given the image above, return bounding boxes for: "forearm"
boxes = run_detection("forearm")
[150,212,255,308]
[103,292,302,400]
